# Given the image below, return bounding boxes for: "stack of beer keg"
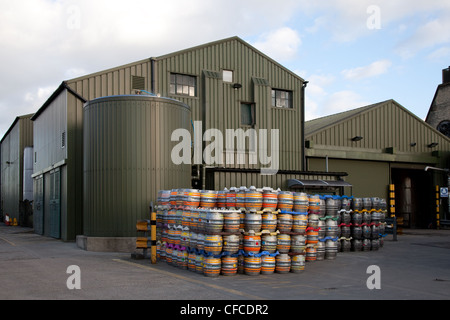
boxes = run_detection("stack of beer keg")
[155,187,389,277]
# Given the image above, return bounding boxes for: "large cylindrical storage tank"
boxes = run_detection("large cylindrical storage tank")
[83,95,191,237]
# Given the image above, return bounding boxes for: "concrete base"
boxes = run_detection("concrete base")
[76,235,136,253]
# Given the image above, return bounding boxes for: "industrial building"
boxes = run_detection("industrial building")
[305,99,450,228]
[0,114,34,226]
[30,36,347,249]
[1,36,449,251]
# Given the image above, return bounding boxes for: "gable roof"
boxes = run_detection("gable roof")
[31,81,87,121]
[1,114,34,143]
[305,100,387,137]
[154,36,306,82]
[305,99,450,155]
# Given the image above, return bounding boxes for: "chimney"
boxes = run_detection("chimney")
[443,66,450,84]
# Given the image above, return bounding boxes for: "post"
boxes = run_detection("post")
[389,184,397,241]
[436,186,441,230]
[389,184,395,218]
[150,202,157,264]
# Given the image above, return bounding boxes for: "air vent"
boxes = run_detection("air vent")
[132,76,146,90]
[203,71,221,79]
[252,77,270,86]
[61,132,66,148]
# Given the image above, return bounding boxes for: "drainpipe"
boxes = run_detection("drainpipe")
[150,58,156,94]
[301,81,309,172]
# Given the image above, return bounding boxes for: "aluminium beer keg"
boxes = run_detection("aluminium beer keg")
[291,255,306,273]
[245,186,263,211]
[276,254,291,274]
[262,211,277,232]
[293,192,309,212]
[262,188,278,211]
[261,255,276,275]
[221,256,238,276]
[278,191,294,211]
[205,210,224,234]
[277,212,293,233]
[203,256,221,277]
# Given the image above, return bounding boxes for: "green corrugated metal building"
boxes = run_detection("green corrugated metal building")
[32,36,344,246]
[27,36,450,248]
[1,114,34,226]
[305,99,450,228]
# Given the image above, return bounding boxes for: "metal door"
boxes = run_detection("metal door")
[49,169,61,239]
[33,175,44,235]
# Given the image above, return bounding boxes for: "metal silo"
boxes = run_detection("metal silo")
[83,95,191,237]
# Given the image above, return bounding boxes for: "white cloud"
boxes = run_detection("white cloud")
[0,0,302,138]
[342,60,392,81]
[427,47,450,62]
[252,27,302,62]
[306,16,327,34]
[323,90,369,115]
[297,0,450,45]
[304,71,369,121]
[24,87,56,104]
[396,13,450,58]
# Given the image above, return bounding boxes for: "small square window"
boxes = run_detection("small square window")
[223,70,233,83]
[272,89,293,108]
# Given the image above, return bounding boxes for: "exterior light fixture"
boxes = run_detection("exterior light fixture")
[351,136,363,142]
[428,142,439,148]
[410,142,417,147]
[233,83,242,90]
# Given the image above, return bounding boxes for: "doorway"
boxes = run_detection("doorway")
[391,168,434,228]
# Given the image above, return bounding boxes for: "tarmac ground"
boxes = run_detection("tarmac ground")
[1,223,449,307]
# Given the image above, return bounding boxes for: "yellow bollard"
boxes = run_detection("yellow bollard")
[151,211,157,264]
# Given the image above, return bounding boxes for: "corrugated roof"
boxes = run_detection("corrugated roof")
[31,81,87,121]
[153,36,306,83]
[305,100,388,137]
[1,113,34,143]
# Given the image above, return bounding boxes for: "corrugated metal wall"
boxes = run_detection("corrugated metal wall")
[0,115,33,221]
[65,38,305,173]
[33,91,68,173]
[1,126,19,220]
[208,170,343,193]
[83,96,191,237]
[154,37,304,171]
[67,59,151,100]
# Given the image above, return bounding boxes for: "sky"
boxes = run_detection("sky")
[1,0,450,139]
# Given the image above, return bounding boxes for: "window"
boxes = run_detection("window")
[223,70,233,83]
[272,89,293,108]
[241,103,255,126]
[170,73,197,97]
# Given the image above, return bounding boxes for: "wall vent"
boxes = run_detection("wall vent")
[61,132,66,148]
[132,76,146,90]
